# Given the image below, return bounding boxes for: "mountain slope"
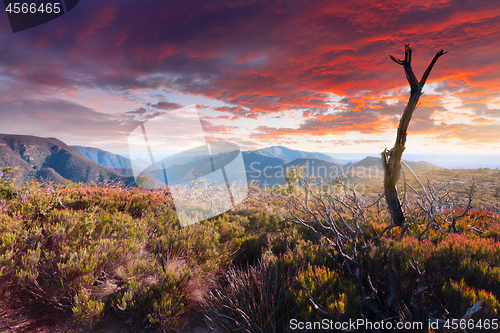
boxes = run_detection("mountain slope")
[251,146,343,164]
[73,145,133,169]
[0,134,135,185]
[348,156,442,171]
[242,152,290,171]
[247,157,345,187]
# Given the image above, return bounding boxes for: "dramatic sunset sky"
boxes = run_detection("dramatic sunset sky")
[0,0,499,156]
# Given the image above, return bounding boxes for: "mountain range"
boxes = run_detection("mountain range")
[0,134,134,185]
[73,142,441,188]
[245,155,441,188]
[247,146,343,164]
[0,134,442,187]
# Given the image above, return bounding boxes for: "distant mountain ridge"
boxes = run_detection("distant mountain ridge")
[72,145,341,170]
[73,145,133,169]
[0,134,135,185]
[0,135,447,188]
[347,156,441,171]
[251,146,343,164]
[73,146,150,171]
[241,152,290,171]
[247,157,344,187]
[70,144,442,188]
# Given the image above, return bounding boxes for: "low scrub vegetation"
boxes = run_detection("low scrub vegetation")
[0,166,499,332]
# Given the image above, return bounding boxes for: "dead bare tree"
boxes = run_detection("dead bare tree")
[283,172,387,323]
[382,45,447,226]
[401,163,477,241]
[286,176,368,278]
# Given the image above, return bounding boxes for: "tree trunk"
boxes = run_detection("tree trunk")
[382,45,446,226]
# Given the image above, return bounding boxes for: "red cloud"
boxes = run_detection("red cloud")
[1,0,499,146]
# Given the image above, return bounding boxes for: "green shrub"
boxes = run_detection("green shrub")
[2,178,500,331]
[442,279,500,317]
[293,264,362,321]
[0,167,17,200]
[142,262,194,331]
[72,288,105,325]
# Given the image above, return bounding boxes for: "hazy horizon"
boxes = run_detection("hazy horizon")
[73,143,500,170]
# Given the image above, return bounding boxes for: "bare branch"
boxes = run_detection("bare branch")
[462,301,483,320]
[408,258,427,321]
[420,49,447,86]
[389,55,403,65]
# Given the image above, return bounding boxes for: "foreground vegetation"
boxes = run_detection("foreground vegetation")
[0,167,499,332]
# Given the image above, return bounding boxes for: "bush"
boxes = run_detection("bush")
[2,174,500,331]
[0,167,18,200]
[293,264,362,321]
[441,279,499,318]
[204,255,302,333]
[0,184,240,331]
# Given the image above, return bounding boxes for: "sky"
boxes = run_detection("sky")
[0,0,499,156]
